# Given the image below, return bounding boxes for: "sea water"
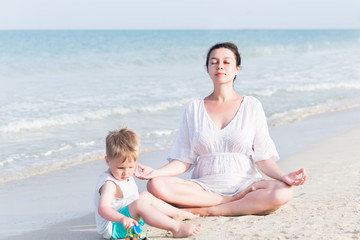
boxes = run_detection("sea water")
[0,30,359,183]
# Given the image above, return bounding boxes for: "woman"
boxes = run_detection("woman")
[135,42,306,216]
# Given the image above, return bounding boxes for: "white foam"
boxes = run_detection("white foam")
[268,100,360,126]
[136,99,190,113]
[76,141,95,147]
[43,145,72,156]
[245,45,296,58]
[146,129,177,137]
[0,99,190,133]
[0,157,14,167]
[0,151,105,184]
[250,81,360,97]
[2,145,74,169]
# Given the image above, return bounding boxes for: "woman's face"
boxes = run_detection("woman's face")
[207,48,240,85]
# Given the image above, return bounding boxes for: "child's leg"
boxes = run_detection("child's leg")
[129,199,202,238]
[139,191,198,221]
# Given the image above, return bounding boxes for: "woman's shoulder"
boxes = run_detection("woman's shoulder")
[244,95,262,107]
[179,98,203,120]
[187,98,203,105]
[184,98,203,111]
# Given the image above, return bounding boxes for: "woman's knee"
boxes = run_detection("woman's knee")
[272,183,294,206]
[259,184,293,214]
[147,177,168,198]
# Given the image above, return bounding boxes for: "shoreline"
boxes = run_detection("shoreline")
[2,103,360,185]
[2,103,360,186]
[1,107,360,239]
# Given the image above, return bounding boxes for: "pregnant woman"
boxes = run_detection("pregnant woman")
[135,42,306,216]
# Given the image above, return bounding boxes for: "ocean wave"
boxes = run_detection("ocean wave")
[0,109,124,133]
[146,129,177,137]
[0,99,190,133]
[245,45,298,58]
[250,82,360,97]
[0,151,105,184]
[129,53,202,66]
[0,145,169,184]
[43,145,72,156]
[0,157,14,167]
[136,99,190,113]
[76,141,96,147]
[268,101,360,126]
[2,144,75,166]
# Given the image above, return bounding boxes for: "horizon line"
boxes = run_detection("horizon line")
[0,28,359,31]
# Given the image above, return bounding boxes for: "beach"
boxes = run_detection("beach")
[1,29,359,240]
[1,106,359,240]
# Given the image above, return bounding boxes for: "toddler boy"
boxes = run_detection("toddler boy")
[94,127,202,239]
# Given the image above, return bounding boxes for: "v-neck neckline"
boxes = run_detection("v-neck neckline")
[202,96,246,131]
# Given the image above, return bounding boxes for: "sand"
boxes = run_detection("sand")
[1,107,360,240]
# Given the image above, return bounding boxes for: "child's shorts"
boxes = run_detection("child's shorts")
[110,205,146,239]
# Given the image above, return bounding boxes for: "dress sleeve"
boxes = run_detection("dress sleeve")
[252,100,280,162]
[167,101,197,165]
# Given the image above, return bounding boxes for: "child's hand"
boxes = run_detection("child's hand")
[135,163,156,179]
[120,216,138,229]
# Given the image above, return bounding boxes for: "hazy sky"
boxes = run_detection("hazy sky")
[0,0,359,30]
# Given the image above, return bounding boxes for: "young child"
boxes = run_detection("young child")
[94,127,202,239]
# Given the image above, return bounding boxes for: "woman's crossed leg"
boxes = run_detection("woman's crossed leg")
[147,177,293,216]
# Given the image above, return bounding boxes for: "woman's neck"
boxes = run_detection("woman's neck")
[207,84,240,102]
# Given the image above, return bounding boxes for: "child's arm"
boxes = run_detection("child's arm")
[98,180,138,229]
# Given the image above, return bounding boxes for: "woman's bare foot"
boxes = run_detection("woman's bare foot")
[182,186,257,216]
[211,185,257,204]
[232,185,256,201]
[172,223,202,238]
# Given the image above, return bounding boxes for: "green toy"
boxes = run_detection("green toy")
[125,224,147,240]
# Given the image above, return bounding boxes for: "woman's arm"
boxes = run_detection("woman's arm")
[256,158,307,186]
[256,158,285,180]
[135,159,191,180]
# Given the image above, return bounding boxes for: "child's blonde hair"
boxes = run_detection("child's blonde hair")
[106,127,140,162]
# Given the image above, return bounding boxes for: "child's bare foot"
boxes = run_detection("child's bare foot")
[173,209,200,221]
[172,223,202,238]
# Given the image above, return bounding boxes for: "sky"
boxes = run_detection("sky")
[0,0,359,30]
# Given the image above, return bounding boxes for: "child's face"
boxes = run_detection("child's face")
[105,156,137,181]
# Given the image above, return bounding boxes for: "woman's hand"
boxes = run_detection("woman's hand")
[256,159,307,186]
[281,168,307,186]
[135,159,191,180]
[134,162,157,180]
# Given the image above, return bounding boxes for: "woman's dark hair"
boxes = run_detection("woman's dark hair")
[205,42,241,71]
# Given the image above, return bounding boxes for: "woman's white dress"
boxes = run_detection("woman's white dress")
[167,96,279,196]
